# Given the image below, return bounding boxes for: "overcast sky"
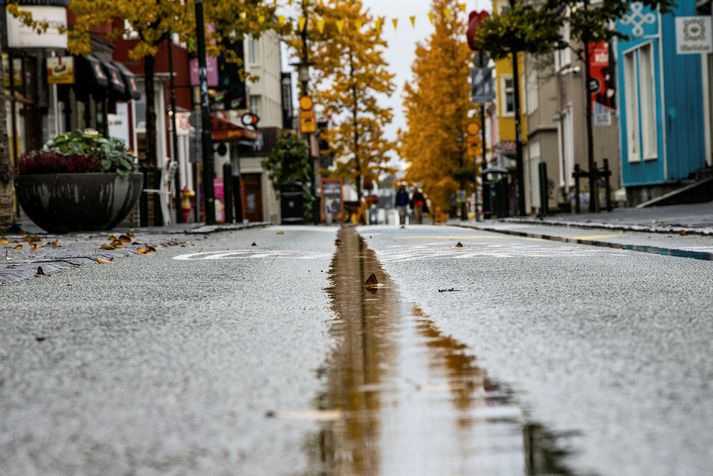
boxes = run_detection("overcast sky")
[360,0,491,143]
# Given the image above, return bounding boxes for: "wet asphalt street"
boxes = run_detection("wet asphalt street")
[1,223,713,475]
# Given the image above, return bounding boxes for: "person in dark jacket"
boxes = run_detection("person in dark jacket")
[394,184,410,225]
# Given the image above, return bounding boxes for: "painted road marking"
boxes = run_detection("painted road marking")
[376,241,626,262]
[174,249,332,261]
[394,235,508,240]
[572,233,626,240]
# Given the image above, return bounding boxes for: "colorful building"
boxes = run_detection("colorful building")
[616,1,708,204]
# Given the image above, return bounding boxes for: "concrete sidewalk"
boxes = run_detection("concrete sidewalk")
[501,202,713,235]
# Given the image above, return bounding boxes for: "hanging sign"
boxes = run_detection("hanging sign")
[676,16,713,55]
[6,5,68,48]
[588,42,616,127]
[47,56,74,84]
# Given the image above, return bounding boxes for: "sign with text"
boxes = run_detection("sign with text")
[47,56,74,84]
[471,66,495,104]
[588,42,616,126]
[7,5,67,48]
[676,16,713,55]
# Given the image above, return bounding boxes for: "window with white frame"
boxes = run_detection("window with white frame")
[250,95,262,116]
[501,76,515,116]
[623,42,658,163]
[554,22,572,71]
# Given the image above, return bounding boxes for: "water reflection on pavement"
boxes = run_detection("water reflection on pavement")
[305,227,581,475]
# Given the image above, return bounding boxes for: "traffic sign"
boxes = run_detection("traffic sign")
[300,109,317,134]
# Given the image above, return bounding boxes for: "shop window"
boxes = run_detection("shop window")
[624,42,657,163]
[501,76,515,116]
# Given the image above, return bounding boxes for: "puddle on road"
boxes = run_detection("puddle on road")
[304,227,580,475]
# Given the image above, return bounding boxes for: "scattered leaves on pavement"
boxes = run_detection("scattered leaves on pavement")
[251,242,257,247]
[22,235,41,243]
[36,266,46,276]
[108,235,118,241]
[0,238,8,244]
[111,240,124,248]
[13,245,22,250]
[276,231,285,235]
[30,244,39,251]
[455,242,463,248]
[119,235,132,243]
[100,243,114,251]
[49,240,62,248]
[96,257,112,264]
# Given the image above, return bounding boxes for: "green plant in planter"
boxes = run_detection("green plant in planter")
[42,129,138,178]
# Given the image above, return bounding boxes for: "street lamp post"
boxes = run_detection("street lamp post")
[299,2,319,225]
[195,0,216,225]
[167,35,182,224]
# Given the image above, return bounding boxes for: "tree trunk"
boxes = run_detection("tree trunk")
[144,55,158,167]
[0,24,15,226]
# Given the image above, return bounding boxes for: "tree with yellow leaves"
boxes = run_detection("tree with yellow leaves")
[292,0,396,201]
[67,0,277,166]
[400,0,475,216]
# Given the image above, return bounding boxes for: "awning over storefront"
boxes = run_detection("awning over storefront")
[114,62,141,100]
[103,60,126,97]
[83,54,109,89]
[211,115,259,142]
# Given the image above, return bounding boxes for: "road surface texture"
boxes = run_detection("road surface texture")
[0,226,337,476]
[359,224,713,476]
[2,223,713,475]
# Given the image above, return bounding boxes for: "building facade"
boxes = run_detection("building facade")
[616,0,708,205]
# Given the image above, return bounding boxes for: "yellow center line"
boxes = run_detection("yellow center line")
[572,234,625,240]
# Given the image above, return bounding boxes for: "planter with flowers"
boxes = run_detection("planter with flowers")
[15,129,143,233]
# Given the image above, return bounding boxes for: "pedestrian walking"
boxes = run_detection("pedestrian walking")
[395,184,410,225]
[411,189,426,225]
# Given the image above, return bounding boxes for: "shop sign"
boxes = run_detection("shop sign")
[47,56,73,84]
[676,16,713,55]
[7,5,68,48]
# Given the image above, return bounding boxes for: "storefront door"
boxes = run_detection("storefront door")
[242,173,263,222]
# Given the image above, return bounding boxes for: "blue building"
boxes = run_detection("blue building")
[616,1,709,205]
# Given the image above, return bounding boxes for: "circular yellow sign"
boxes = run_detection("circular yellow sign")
[299,96,314,111]
[466,122,479,135]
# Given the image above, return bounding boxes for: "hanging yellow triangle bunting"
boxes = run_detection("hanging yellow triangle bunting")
[444,8,452,21]
[428,12,435,24]
[317,18,325,33]
[409,16,416,27]
[336,19,345,33]
[355,19,364,31]
[258,15,266,24]
[392,18,398,30]
[298,16,306,31]
[458,4,467,14]
[277,15,287,26]
[375,17,384,32]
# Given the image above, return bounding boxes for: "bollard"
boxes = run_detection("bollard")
[232,174,243,223]
[538,161,548,218]
[223,163,234,224]
[573,164,581,214]
[603,158,612,212]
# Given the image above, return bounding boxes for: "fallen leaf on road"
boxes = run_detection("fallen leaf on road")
[111,240,124,248]
[399,225,406,229]
[36,266,45,276]
[35,336,46,342]
[679,230,688,236]
[126,232,135,238]
[108,235,118,241]
[276,231,285,235]
[251,242,257,247]
[49,240,61,248]
[438,288,460,293]
[22,235,41,243]
[136,248,149,254]
[119,235,132,243]
[146,245,157,253]
[13,244,22,250]
[364,273,379,289]
[30,244,39,251]
[455,242,464,248]
[0,238,8,244]
[265,409,342,422]
[100,243,114,251]
[96,257,112,264]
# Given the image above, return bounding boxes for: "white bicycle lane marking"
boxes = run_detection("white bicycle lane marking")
[173,249,333,261]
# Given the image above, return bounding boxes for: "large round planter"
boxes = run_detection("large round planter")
[16,173,144,234]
